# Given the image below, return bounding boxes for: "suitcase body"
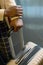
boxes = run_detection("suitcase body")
[15,42,43,65]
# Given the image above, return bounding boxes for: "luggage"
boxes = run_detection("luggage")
[15,42,43,65]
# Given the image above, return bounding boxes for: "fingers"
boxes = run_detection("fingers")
[16,6,23,16]
[14,26,22,32]
[5,5,23,17]
[17,11,23,16]
[17,7,23,12]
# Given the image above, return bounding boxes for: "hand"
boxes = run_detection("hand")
[5,5,23,32]
[10,17,23,32]
[5,5,23,17]
[7,60,18,65]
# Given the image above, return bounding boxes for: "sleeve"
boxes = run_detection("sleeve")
[0,9,5,21]
[0,0,16,21]
[0,0,5,21]
[4,0,16,9]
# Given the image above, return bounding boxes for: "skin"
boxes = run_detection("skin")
[5,6,23,17]
[5,6,23,32]
[7,60,18,65]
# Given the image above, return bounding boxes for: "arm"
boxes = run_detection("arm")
[0,0,16,21]
[4,0,23,32]
[0,0,23,20]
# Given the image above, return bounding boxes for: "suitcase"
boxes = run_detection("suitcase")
[15,42,43,65]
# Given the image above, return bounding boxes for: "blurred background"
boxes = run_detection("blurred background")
[11,0,43,55]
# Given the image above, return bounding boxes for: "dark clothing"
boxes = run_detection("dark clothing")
[0,20,13,65]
